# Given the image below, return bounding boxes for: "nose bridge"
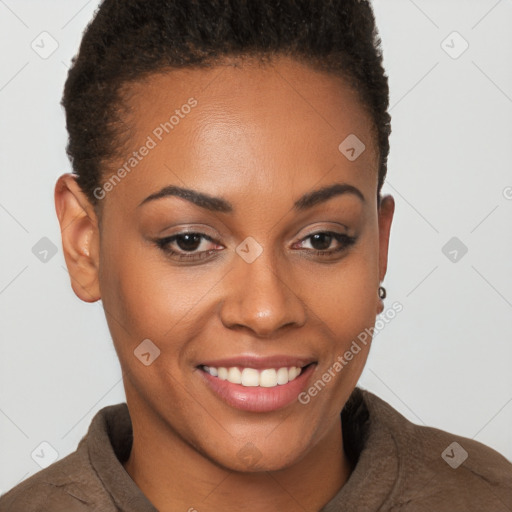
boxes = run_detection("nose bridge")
[219,243,306,336]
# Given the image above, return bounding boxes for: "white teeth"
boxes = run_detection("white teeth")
[204,365,304,387]
[228,367,242,384]
[276,367,289,385]
[241,368,259,386]
[260,369,278,387]
[288,366,299,380]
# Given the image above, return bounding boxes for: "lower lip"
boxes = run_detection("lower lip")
[198,364,316,413]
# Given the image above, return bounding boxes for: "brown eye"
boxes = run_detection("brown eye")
[295,231,357,257]
[309,233,334,251]
[174,233,203,251]
[156,232,222,261]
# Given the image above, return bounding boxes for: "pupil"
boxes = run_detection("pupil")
[311,233,332,251]
[177,234,201,251]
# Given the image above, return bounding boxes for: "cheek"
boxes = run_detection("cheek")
[307,230,380,331]
[98,234,222,359]
[305,230,380,390]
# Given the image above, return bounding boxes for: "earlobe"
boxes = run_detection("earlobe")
[54,173,101,303]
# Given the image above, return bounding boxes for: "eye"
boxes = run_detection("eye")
[155,230,357,263]
[156,232,223,261]
[294,231,357,257]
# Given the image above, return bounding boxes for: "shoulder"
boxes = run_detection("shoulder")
[0,447,113,511]
[0,404,128,512]
[360,388,512,511]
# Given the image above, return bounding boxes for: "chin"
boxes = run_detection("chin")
[201,432,312,474]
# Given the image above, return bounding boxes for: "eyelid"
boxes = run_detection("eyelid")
[291,222,351,241]
[156,222,353,246]
[156,223,222,239]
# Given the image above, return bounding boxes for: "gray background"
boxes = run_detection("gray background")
[1,0,511,492]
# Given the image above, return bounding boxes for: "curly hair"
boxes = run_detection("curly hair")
[62,0,391,208]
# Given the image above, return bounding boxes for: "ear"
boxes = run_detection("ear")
[377,194,395,285]
[54,173,101,303]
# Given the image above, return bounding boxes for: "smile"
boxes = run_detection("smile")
[201,365,303,388]
[198,361,317,412]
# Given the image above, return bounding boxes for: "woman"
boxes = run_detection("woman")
[2,0,511,510]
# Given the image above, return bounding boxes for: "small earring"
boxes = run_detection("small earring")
[378,285,386,299]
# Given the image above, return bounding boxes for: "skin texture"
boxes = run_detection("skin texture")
[55,55,395,512]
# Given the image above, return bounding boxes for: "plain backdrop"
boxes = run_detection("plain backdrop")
[1,0,511,493]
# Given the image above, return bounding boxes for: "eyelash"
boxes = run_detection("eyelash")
[155,231,357,262]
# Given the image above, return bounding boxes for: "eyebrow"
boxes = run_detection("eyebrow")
[138,182,365,212]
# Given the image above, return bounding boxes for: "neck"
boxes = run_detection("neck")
[123,400,352,512]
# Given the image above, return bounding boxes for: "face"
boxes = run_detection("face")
[56,55,394,473]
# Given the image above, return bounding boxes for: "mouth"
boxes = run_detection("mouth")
[200,364,311,387]
[197,357,317,412]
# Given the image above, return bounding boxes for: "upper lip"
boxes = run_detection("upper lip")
[199,355,317,370]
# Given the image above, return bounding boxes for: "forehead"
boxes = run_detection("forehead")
[104,55,379,211]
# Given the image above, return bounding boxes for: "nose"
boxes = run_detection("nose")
[219,250,307,337]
